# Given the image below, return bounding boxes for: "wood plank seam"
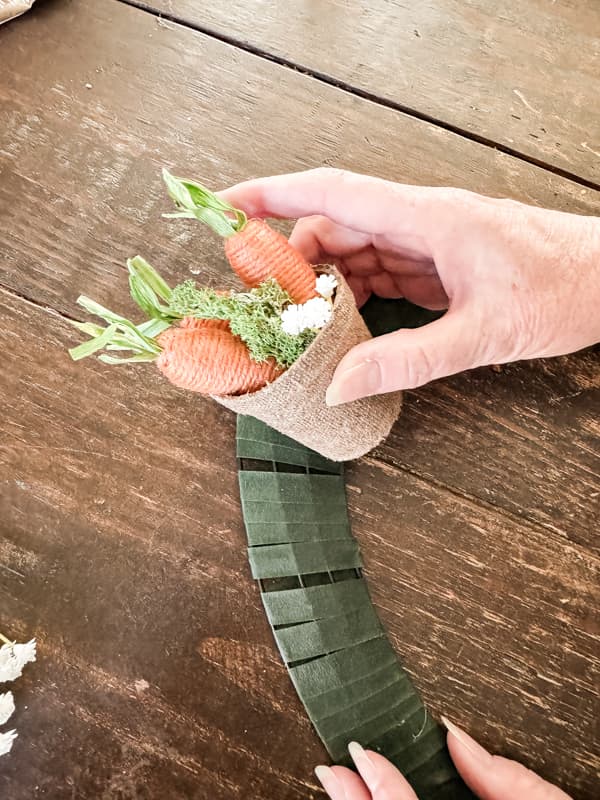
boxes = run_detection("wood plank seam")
[0,278,81,321]
[362,455,600,551]
[114,0,600,193]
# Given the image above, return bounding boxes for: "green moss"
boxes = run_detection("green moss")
[170,278,316,368]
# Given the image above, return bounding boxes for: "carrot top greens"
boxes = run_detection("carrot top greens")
[162,168,247,237]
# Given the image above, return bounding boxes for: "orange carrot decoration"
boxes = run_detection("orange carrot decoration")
[224,218,316,303]
[162,170,317,303]
[159,314,283,395]
[179,316,230,332]
[157,324,282,395]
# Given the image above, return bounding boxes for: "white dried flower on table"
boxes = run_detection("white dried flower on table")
[0,692,15,724]
[300,297,333,329]
[0,639,36,683]
[0,730,17,757]
[315,274,338,299]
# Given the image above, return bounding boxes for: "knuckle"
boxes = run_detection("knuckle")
[436,186,479,208]
[502,760,546,794]
[381,339,435,390]
[309,166,349,183]
[293,213,326,230]
[406,343,435,388]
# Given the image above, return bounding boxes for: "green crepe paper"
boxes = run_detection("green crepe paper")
[315,676,421,741]
[289,636,398,697]
[274,605,382,663]
[248,539,362,579]
[237,414,343,472]
[239,471,347,504]
[235,297,475,799]
[240,473,347,527]
[302,660,407,722]
[262,578,372,625]
[245,521,351,546]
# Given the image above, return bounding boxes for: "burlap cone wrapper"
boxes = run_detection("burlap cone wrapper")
[216,266,402,461]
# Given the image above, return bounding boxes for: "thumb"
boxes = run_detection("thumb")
[326,312,479,404]
[444,719,572,800]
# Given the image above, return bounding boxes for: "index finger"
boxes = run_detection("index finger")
[221,168,437,238]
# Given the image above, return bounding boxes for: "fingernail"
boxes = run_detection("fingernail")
[348,741,378,784]
[326,360,381,406]
[314,765,345,799]
[441,717,492,763]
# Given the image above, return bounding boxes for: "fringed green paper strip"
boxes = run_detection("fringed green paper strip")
[237,414,475,799]
[237,415,343,473]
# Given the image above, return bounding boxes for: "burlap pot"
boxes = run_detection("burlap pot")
[216,266,402,461]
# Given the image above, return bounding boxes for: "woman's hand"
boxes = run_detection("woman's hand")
[224,169,600,404]
[314,719,572,800]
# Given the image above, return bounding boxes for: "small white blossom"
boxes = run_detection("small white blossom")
[0,730,17,757]
[315,274,338,299]
[301,297,333,329]
[280,297,333,336]
[0,639,36,683]
[0,692,15,725]
[280,304,307,335]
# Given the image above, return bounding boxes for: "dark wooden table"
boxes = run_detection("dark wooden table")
[1,1,599,798]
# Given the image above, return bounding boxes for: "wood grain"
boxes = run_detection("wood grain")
[142,0,600,187]
[0,1,599,798]
[0,0,598,546]
[3,0,600,322]
[1,290,598,798]
[377,350,600,552]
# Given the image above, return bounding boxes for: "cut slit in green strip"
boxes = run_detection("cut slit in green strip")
[315,680,423,742]
[301,661,410,723]
[324,698,426,761]
[236,415,341,473]
[289,635,399,699]
[245,521,351,546]
[273,606,383,664]
[262,577,371,625]
[242,502,348,525]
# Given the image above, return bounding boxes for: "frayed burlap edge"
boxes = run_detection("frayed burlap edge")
[215,266,401,461]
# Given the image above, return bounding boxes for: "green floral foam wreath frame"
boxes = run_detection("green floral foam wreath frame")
[236,297,475,799]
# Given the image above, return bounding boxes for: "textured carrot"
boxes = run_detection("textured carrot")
[179,316,230,332]
[224,218,317,303]
[157,323,282,396]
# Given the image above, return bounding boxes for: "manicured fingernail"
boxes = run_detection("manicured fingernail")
[314,765,345,799]
[348,741,378,784]
[326,360,381,406]
[441,717,492,763]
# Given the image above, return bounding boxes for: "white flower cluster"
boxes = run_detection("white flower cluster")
[280,275,338,336]
[0,637,36,757]
[315,273,338,299]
